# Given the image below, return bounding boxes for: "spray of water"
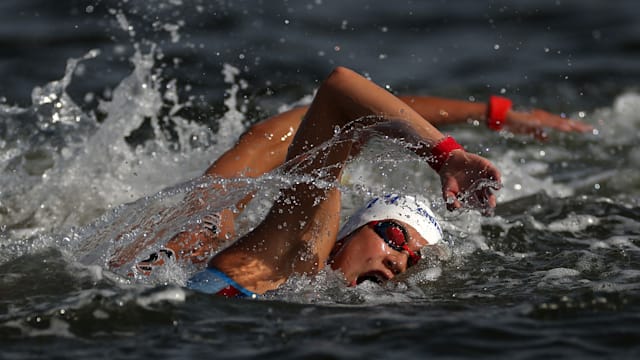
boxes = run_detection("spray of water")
[0,41,251,267]
[1,6,638,301]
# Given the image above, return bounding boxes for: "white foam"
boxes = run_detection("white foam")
[542,267,581,279]
[135,286,187,308]
[547,213,599,232]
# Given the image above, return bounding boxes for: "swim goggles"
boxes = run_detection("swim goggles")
[368,220,421,267]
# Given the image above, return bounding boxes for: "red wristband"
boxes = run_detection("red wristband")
[487,95,513,131]
[428,136,464,172]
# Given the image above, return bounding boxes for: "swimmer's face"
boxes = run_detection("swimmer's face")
[329,220,429,286]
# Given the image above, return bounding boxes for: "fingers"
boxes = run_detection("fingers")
[443,186,497,213]
[444,190,462,211]
[443,180,493,211]
[485,161,502,185]
[537,110,594,133]
[566,118,594,132]
[479,186,497,213]
[442,176,462,211]
[539,110,593,133]
[439,152,502,213]
[509,109,593,137]
[540,118,592,135]
[442,171,501,213]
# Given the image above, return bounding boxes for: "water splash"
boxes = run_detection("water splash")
[1,19,639,304]
[0,43,251,267]
[31,50,101,131]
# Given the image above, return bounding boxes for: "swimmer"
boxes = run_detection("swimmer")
[111,66,592,296]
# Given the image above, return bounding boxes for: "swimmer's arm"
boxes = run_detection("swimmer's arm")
[398,96,487,126]
[158,108,309,260]
[202,97,488,180]
[199,96,483,229]
[205,91,591,181]
[206,95,592,180]
[199,106,306,214]
[398,95,593,139]
[203,106,307,179]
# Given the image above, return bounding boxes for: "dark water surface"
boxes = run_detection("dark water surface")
[1,0,640,359]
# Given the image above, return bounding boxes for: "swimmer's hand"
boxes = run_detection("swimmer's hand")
[438,150,502,213]
[504,109,593,140]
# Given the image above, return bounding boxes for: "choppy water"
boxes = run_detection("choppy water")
[1,0,640,358]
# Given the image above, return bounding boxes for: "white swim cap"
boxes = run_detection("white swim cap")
[337,194,443,244]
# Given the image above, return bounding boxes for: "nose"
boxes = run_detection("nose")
[383,253,407,275]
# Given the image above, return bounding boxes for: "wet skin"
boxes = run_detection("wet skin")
[329,220,430,286]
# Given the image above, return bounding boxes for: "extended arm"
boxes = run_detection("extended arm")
[399,95,592,137]
[200,91,589,229]
[204,94,591,183]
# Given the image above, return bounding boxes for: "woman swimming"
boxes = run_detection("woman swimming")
[109,66,592,296]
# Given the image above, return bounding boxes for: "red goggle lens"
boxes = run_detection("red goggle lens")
[369,221,421,267]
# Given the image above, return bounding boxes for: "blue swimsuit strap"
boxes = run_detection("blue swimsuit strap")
[206,268,257,298]
[187,267,257,298]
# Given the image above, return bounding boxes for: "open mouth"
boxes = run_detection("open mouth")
[356,270,389,285]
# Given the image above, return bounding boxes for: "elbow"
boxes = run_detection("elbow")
[315,66,359,105]
[324,66,358,87]
[329,66,353,76]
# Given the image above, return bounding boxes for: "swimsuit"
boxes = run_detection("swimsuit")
[187,267,257,298]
